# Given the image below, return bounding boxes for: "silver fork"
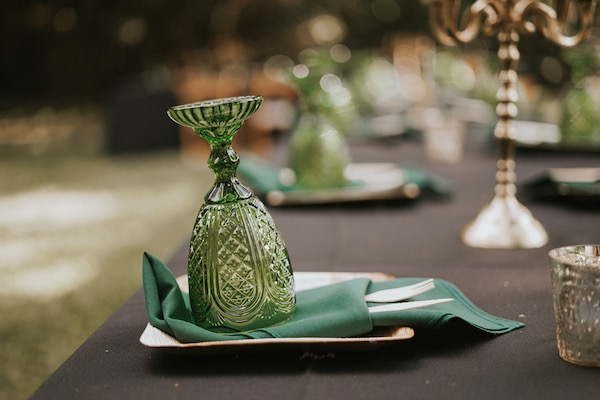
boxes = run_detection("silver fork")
[364,278,435,303]
[368,298,453,314]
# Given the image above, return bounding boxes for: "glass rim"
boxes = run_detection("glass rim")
[168,95,263,111]
[548,244,600,263]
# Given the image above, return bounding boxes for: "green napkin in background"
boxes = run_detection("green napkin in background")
[142,253,523,343]
[237,154,452,199]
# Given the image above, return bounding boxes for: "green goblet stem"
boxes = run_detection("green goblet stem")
[203,138,252,204]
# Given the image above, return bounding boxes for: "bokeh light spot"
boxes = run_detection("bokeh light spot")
[118,18,147,46]
[52,8,77,33]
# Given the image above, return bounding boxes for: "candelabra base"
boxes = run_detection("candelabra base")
[461,195,548,249]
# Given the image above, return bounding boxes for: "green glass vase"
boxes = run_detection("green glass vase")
[559,84,600,146]
[167,95,295,332]
[559,50,600,146]
[288,115,351,190]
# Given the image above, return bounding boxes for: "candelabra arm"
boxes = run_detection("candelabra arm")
[428,0,500,45]
[515,0,597,47]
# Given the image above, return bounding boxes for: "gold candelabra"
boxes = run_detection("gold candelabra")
[425,0,597,249]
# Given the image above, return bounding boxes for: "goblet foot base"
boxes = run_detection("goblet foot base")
[461,195,548,249]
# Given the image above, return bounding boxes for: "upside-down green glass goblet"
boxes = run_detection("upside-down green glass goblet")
[167,95,295,332]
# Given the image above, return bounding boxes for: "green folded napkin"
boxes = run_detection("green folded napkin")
[237,154,452,199]
[142,253,524,343]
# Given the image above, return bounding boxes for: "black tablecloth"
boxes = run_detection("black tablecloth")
[32,132,600,399]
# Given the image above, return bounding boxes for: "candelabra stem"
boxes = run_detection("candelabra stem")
[460,27,548,249]
[495,29,520,197]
